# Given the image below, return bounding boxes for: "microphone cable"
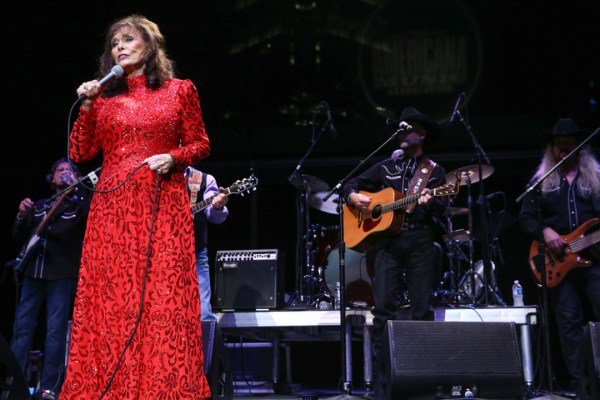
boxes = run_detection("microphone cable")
[97,171,161,400]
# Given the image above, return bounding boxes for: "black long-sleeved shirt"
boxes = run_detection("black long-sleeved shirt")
[12,189,90,280]
[519,173,600,261]
[343,155,447,225]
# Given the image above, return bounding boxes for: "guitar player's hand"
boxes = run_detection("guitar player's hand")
[418,188,434,205]
[211,189,229,210]
[543,227,566,253]
[17,198,33,220]
[349,193,371,211]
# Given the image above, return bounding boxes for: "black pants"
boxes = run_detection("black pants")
[549,264,600,395]
[371,228,435,362]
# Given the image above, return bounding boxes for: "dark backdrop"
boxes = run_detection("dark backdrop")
[1,0,599,389]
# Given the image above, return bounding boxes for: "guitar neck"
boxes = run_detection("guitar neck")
[191,188,232,215]
[33,188,74,236]
[570,229,600,253]
[382,193,421,213]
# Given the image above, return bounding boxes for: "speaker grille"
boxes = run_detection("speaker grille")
[388,321,521,377]
[383,321,524,399]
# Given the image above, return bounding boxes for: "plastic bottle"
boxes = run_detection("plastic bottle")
[464,387,474,398]
[512,280,524,307]
[335,281,341,309]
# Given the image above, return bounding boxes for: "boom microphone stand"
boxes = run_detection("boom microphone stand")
[516,126,600,395]
[322,122,410,398]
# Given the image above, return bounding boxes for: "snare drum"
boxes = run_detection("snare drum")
[325,247,373,306]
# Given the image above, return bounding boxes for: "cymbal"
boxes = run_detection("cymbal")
[289,174,329,192]
[445,207,469,217]
[445,164,494,186]
[309,191,339,214]
[443,229,471,244]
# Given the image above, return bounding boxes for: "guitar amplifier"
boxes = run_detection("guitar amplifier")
[214,249,284,310]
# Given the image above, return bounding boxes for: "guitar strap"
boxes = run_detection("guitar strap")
[405,157,437,214]
[187,168,203,205]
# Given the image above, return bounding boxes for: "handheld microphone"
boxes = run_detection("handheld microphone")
[78,65,125,100]
[449,92,465,122]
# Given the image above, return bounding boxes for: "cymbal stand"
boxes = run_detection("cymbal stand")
[439,215,470,304]
[454,109,497,305]
[457,172,478,304]
[287,102,332,308]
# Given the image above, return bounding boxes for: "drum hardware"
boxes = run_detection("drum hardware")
[287,173,331,309]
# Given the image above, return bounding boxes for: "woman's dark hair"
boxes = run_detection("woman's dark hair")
[46,158,81,187]
[99,15,175,97]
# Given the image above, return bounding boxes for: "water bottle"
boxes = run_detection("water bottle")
[512,280,524,307]
[464,387,474,398]
[335,281,341,309]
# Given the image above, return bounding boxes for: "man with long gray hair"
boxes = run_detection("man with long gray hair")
[519,118,600,399]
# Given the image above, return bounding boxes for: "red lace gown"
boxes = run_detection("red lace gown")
[60,74,211,399]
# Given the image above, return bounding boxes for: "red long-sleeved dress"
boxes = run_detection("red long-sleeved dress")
[60,74,211,400]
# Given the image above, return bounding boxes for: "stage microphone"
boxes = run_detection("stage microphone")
[325,105,338,139]
[386,119,413,132]
[78,65,125,100]
[449,92,465,122]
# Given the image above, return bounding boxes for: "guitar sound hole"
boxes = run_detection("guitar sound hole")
[371,205,382,219]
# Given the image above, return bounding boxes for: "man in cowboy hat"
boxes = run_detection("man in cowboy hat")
[519,118,600,399]
[344,107,447,395]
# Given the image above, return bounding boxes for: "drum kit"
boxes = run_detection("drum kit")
[290,162,507,309]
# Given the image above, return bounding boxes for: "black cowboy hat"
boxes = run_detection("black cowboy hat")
[399,107,442,144]
[544,117,589,143]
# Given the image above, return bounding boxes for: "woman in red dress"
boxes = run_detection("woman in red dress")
[60,15,211,400]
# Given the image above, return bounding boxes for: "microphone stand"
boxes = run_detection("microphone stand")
[322,126,407,399]
[453,110,496,305]
[288,106,333,308]
[516,126,600,394]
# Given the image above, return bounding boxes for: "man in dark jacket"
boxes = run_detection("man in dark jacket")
[10,158,90,400]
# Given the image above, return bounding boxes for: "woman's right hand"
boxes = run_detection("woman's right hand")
[77,80,102,111]
[17,198,33,220]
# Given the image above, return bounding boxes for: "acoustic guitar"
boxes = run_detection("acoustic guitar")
[343,181,459,252]
[529,217,600,287]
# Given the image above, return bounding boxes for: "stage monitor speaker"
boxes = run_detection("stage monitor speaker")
[0,335,30,400]
[201,321,233,400]
[214,249,284,310]
[381,321,523,400]
[580,321,600,400]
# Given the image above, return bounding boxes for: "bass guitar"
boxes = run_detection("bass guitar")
[529,217,600,287]
[191,175,258,215]
[343,181,459,252]
[11,187,75,272]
